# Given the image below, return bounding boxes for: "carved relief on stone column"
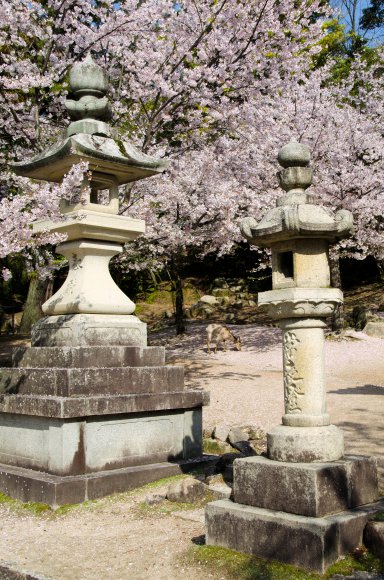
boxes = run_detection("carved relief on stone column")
[283,330,304,414]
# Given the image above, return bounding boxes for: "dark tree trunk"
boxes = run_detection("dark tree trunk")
[330,255,344,332]
[19,275,52,334]
[170,261,185,335]
[377,259,384,282]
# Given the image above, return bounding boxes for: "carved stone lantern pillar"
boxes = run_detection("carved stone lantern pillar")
[241,141,353,462]
[205,142,382,573]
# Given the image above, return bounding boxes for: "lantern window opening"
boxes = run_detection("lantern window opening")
[278,251,294,280]
[90,187,111,206]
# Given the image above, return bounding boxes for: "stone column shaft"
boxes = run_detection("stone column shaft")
[281,318,330,428]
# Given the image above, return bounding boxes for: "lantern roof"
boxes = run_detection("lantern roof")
[12,54,168,185]
[241,141,353,246]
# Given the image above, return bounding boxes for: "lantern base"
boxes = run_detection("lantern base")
[267,424,344,463]
[31,314,147,347]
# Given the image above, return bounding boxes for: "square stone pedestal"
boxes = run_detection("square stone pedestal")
[0,345,209,507]
[205,455,383,573]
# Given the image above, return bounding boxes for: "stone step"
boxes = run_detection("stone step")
[205,497,384,574]
[0,455,217,507]
[12,346,165,368]
[0,389,209,418]
[0,366,184,397]
[233,455,379,518]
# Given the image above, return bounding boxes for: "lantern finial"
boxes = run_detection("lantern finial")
[65,53,112,137]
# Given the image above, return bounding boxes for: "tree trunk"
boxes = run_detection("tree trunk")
[330,255,344,332]
[19,275,52,334]
[170,262,185,335]
[377,259,384,282]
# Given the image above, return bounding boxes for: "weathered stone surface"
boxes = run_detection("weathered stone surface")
[205,498,384,574]
[213,423,231,442]
[12,346,165,369]
[228,427,254,454]
[0,365,184,397]
[363,521,384,560]
[228,427,249,445]
[0,408,204,475]
[31,314,147,347]
[364,321,384,338]
[207,482,232,500]
[185,303,215,319]
[166,477,207,502]
[267,424,344,463]
[200,295,219,306]
[0,390,209,419]
[233,455,378,517]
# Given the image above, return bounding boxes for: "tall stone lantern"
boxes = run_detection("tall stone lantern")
[205,142,382,573]
[0,55,208,507]
[242,141,353,462]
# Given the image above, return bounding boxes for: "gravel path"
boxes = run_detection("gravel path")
[0,323,382,579]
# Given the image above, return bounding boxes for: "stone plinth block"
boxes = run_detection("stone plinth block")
[233,455,378,517]
[0,365,184,397]
[31,314,146,347]
[0,390,209,419]
[0,456,214,508]
[205,498,384,574]
[12,346,165,369]
[32,209,146,243]
[0,408,202,475]
[267,424,344,463]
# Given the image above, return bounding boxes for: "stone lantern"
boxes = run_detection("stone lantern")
[0,55,208,507]
[241,140,353,462]
[205,142,382,573]
[13,53,168,348]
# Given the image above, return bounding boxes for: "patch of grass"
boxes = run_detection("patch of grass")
[0,475,188,517]
[372,511,384,521]
[54,474,188,515]
[188,545,320,579]
[145,289,171,305]
[53,499,101,515]
[325,545,384,577]
[188,543,384,579]
[0,492,52,516]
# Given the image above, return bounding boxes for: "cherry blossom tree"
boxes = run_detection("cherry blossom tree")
[0,0,382,332]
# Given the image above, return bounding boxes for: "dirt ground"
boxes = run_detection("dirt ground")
[0,323,383,579]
